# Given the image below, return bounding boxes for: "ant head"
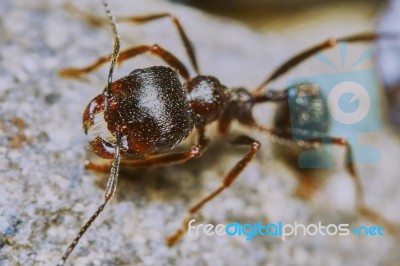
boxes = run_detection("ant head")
[83,66,194,158]
[186,76,229,126]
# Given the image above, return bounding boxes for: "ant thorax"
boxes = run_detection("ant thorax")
[185,75,230,125]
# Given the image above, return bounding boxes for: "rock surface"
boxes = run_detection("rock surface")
[0,0,400,265]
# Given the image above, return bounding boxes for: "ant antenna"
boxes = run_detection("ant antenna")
[101,0,120,96]
[57,1,122,265]
[57,143,121,266]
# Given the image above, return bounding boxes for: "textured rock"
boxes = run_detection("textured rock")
[0,0,400,266]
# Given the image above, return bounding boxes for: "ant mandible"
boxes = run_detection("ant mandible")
[57,0,398,265]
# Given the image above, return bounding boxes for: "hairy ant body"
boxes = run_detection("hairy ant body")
[57,1,399,265]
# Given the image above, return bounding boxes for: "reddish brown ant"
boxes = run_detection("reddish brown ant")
[57,1,399,265]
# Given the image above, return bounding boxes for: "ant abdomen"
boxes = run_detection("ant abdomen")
[84,66,194,159]
[274,83,330,137]
[273,83,332,182]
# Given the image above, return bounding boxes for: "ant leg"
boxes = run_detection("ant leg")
[166,135,260,246]
[64,3,198,73]
[119,14,198,74]
[252,130,365,208]
[310,136,400,234]
[270,131,400,234]
[217,112,233,137]
[303,136,363,204]
[255,32,398,92]
[85,143,207,172]
[358,206,400,234]
[59,44,191,81]
[86,127,209,172]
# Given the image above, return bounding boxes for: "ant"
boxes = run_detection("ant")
[57,0,399,265]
